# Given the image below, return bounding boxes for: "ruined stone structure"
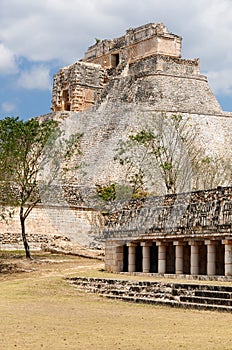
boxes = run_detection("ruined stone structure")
[104,187,232,276]
[51,22,232,186]
[52,22,223,115]
[52,62,105,112]
[68,277,232,311]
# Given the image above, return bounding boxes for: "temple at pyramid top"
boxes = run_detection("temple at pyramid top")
[52,23,222,115]
[83,23,182,68]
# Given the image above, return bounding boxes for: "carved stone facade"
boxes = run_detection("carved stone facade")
[52,61,105,112]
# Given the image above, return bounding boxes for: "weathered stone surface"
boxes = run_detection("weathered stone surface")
[52,22,224,115]
[103,187,232,239]
[0,204,104,251]
[99,57,222,114]
[67,276,232,312]
[52,61,105,112]
[84,23,182,71]
[48,22,232,191]
[103,187,232,275]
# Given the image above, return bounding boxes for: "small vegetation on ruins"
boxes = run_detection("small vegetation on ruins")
[95,181,148,203]
[114,113,232,197]
[95,183,117,202]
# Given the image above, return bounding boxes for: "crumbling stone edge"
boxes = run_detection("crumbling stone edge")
[66,276,232,313]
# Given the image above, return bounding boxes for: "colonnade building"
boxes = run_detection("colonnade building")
[104,187,232,277]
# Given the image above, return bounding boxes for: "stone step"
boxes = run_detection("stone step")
[70,282,175,296]
[172,283,232,293]
[73,284,232,306]
[71,281,232,298]
[67,277,232,312]
[100,294,179,306]
[180,295,232,306]
[69,277,232,291]
[194,289,232,299]
[101,294,232,313]
[101,288,175,298]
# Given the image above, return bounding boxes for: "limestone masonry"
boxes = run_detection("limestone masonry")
[52,22,223,115]
[50,22,232,174]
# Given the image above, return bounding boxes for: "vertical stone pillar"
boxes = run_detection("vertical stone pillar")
[127,242,137,273]
[157,242,166,274]
[189,242,200,275]
[116,245,124,273]
[174,242,184,274]
[141,242,152,273]
[223,240,232,276]
[105,240,124,273]
[205,240,217,276]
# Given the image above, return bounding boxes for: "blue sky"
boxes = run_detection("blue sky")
[1,0,232,120]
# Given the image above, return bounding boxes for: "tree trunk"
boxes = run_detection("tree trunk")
[20,207,31,259]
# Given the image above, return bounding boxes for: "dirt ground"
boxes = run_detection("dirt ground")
[1,251,232,350]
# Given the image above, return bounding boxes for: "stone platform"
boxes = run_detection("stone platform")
[67,276,232,313]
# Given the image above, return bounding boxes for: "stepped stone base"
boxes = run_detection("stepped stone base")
[67,276,232,313]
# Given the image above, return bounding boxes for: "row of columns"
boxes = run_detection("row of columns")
[127,239,232,276]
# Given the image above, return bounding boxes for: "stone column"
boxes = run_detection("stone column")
[127,242,137,273]
[157,242,166,274]
[174,242,185,274]
[189,242,200,275]
[141,242,152,273]
[205,240,217,276]
[223,240,232,276]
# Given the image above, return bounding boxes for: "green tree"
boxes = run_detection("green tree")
[0,117,62,258]
[0,117,84,258]
[115,114,201,195]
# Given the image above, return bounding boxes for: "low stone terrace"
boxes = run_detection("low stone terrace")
[67,276,232,313]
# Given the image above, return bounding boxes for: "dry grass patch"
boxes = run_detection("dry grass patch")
[0,252,232,349]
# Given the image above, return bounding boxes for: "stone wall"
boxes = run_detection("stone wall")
[100,74,221,115]
[1,187,231,257]
[128,55,200,77]
[104,240,125,272]
[0,204,104,251]
[84,23,182,66]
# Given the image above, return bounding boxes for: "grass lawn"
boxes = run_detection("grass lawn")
[0,252,232,349]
